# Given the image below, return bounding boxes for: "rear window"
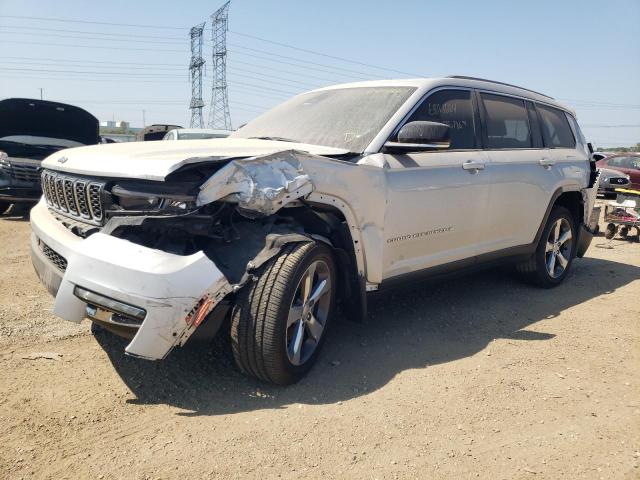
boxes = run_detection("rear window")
[537,104,576,148]
[480,93,531,149]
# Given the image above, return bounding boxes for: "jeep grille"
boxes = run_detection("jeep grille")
[41,170,106,225]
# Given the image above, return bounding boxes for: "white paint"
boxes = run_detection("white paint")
[31,201,231,360]
[40,138,350,181]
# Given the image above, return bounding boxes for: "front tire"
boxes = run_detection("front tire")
[0,201,10,215]
[517,206,576,288]
[230,242,336,385]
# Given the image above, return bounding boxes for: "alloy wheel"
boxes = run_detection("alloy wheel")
[286,259,332,366]
[545,218,573,279]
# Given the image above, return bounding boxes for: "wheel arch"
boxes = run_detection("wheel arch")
[280,196,367,321]
[533,187,585,247]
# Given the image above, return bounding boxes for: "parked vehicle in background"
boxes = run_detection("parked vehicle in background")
[597,167,630,197]
[30,77,597,385]
[596,153,640,190]
[163,128,231,141]
[0,98,99,214]
[136,124,183,142]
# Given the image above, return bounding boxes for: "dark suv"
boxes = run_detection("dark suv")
[0,98,99,213]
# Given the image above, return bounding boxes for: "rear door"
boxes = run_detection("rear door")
[479,92,554,253]
[380,88,491,279]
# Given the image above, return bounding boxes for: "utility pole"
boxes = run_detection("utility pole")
[142,109,146,127]
[208,1,232,130]
[188,22,206,128]
[39,88,43,100]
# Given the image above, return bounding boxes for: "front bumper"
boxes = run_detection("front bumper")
[0,186,42,203]
[0,162,42,202]
[30,200,232,359]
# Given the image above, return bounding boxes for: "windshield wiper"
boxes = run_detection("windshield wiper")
[247,136,298,143]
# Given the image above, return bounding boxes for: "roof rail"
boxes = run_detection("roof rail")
[447,76,554,100]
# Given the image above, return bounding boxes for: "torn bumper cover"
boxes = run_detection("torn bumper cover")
[29,150,320,360]
[30,200,231,360]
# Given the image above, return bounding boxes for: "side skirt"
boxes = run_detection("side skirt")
[375,243,536,293]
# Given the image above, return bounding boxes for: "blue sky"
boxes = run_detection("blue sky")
[0,0,638,147]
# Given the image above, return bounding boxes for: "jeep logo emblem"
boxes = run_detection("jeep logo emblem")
[57,157,68,164]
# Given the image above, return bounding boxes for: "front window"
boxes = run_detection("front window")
[231,86,416,152]
[402,89,477,149]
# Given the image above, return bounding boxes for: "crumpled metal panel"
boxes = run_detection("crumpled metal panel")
[197,150,314,215]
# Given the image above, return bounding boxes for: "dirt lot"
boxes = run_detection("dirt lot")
[0,202,638,480]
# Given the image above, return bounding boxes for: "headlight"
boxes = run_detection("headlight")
[111,183,198,212]
[116,195,196,211]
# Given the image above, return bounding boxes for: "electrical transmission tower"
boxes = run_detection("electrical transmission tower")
[208,1,232,130]
[189,22,206,128]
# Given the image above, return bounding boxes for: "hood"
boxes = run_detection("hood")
[41,137,352,181]
[0,98,99,146]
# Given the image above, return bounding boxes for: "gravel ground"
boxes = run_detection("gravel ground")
[0,201,639,480]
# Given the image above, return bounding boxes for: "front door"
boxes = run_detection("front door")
[380,88,491,280]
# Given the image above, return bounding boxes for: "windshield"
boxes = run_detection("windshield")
[231,86,416,152]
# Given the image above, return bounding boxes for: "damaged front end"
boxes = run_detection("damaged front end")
[31,150,337,360]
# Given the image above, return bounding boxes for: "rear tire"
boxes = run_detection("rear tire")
[230,242,336,385]
[517,206,576,288]
[0,201,10,215]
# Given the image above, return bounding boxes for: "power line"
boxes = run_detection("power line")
[0,24,185,41]
[0,22,419,76]
[0,14,186,30]
[228,49,369,81]
[229,43,381,78]
[229,30,419,77]
[0,36,376,80]
[582,124,640,128]
[559,98,640,108]
[5,40,185,53]
[0,59,182,71]
[0,55,186,67]
[0,55,352,84]
[1,66,302,95]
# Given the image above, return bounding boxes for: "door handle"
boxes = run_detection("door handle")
[462,160,485,171]
[539,158,556,167]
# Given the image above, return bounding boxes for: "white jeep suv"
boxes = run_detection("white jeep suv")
[30,77,598,385]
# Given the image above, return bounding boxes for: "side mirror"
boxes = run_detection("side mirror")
[384,121,451,152]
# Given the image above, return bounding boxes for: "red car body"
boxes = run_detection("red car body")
[596,153,640,190]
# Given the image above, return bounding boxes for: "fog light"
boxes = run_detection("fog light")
[74,286,146,321]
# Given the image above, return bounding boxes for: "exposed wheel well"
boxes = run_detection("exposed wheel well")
[279,204,365,321]
[553,191,584,226]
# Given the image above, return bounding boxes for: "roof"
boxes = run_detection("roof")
[311,77,573,115]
